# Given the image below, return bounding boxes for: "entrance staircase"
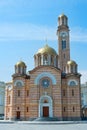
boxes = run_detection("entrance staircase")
[34,117,59,121]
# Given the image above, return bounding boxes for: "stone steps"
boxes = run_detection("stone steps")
[34,117,59,121]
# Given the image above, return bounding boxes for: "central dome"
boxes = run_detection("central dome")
[37,44,57,55]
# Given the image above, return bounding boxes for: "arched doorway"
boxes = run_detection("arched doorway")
[39,95,53,117]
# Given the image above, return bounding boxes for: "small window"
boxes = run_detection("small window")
[73,106,75,112]
[64,107,66,112]
[38,55,41,66]
[27,107,29,112]
[51,55,54,65]
[72,89,74,96]
[18,90,20,97]
[44,54,48,65]
[44,100,48,103]
[8,96,11,104]
[71,65,73,73]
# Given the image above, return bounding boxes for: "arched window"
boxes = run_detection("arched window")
[72,89,74,96]
[18,90,20,97]
[73,106,75,112]
[62,40,66,50]
[68,80,78,86]
[18,66,21,73]
[38,55,41,66]
[64,107,66,112]
[44,100,48,103]
[71,65,73,73]
[62,17,64,25]
[70,81,76,86]
[26,107,29,112]
[51,55,54,65]
[43,54,48,65]
[8,95,11,104]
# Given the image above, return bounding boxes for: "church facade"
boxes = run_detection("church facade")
[5,14,81,121]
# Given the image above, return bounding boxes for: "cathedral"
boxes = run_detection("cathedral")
[5,14,81,121]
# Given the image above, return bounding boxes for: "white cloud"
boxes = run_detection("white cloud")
[0,23,57,41]
[0,23,87,42]
[70,27,87,42]
[79,70,87,84]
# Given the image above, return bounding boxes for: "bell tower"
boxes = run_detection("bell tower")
[57,14,70,72]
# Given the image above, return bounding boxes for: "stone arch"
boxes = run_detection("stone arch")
[39,95,53,117]
[68,79,78,86]
[34,72,56,85]
[14,80,24,87]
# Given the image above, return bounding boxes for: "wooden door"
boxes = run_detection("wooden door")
[43,107,49,117]
[16,111,20,119]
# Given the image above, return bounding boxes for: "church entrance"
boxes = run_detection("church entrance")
[39,95,53,117]
[16,111,20,119]
[43,107,49,117]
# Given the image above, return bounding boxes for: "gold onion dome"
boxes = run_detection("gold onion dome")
[67,60,77,65]
[15,61,26,67]
[59,13,67,18]
[36,44,57,55]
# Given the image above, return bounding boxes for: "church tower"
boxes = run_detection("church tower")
[57,14,70,72]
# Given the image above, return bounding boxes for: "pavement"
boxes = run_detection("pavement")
[0,120,87,130]
[0,120,87,124]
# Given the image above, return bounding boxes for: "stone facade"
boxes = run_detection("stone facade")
[5,14,81,121]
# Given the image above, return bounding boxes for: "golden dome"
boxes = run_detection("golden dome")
[36,44,57,55]
[59,13,67,18]
[15,61,26,67]
[67,60,77,65]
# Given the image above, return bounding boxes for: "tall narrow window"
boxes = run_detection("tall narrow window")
[64,107,66,112]
[51,55,54,65]
[44,54,48,65]
[18,66,21,73]
[18,90,20,97]
[38,55,41,66]
[72,89,74,96]
[62,40,66,50]
[71,65,73,73]
[73,106,75,112]
[8,96,11,104]
[62,17,64,25]
[27,107,29,112]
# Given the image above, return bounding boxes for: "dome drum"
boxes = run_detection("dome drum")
[58,14,68,26]
[34,44,58,67]
[15,61,27,75]
[66,60,78,74]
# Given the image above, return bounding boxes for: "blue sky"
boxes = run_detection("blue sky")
[0,0,87,83]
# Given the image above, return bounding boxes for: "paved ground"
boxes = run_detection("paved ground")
[0,121,87,130]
